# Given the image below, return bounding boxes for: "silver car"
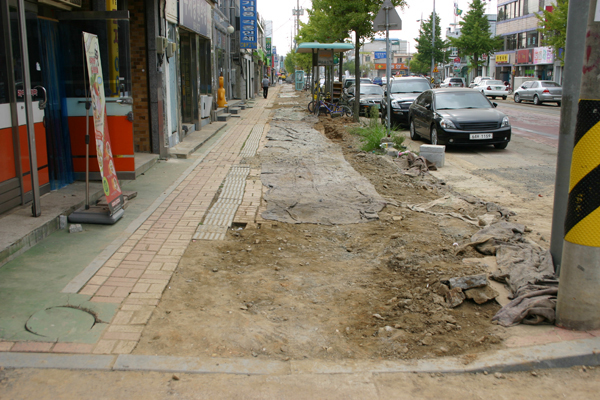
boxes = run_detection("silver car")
[513,81,562,106]
[474,79,509,100]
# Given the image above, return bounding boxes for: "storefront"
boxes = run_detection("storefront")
[514,46,555,81]
[0,0,134,215]
[494,52,513,83]
[179,0,212,131]
[374,62,408,77]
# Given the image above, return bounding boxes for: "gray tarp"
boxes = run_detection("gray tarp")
[458,221,558,327]
[260,122,386,225]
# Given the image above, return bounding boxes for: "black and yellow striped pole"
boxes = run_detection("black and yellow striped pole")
[556,2,600,331]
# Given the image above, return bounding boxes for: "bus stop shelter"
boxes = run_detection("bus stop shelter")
[296,42,354,106]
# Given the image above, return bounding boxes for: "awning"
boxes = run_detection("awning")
[295,42,354,53]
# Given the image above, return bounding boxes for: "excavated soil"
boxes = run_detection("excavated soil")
[135,90,517,362]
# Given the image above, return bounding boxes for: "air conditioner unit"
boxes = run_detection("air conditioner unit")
[156,37,168,54]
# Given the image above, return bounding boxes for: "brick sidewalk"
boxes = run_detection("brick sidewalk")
[0,87,280,355]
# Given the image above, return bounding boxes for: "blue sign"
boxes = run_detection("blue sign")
[240,0,257,49]
[179,0,211,38]
[374,51,387,59]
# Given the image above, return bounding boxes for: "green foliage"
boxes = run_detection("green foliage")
[342,60,355,75]
[449,0,503,73]
[536,0,568,66]
[413,12,449,72]
[390,133,406,149]
[350,113,387,152]
[409,58,429,75]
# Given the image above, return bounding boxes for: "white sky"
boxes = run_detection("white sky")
[257,0,498,57]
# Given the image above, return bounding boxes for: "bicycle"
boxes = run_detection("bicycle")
[314,99,353,118]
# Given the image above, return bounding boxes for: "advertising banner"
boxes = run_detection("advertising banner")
[83,32,124,215]
[240,0,257,49]
[318,50,333,66]
[533,46,554,64]
[516,49,533,64]
[266,37,272,56]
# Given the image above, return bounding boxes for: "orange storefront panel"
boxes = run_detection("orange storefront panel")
[18,123,50,193]
[68,115,135,173]
[0,127,17,182]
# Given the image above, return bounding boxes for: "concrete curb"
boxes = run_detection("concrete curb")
[2,337,599,374]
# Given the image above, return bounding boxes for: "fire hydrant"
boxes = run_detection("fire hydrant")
[217,75,227,108]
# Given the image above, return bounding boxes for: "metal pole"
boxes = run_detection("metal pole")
[549,0,589,275]
[17,0,41,217]
[431,0,435,85]
[385,6,391,136]
[555,0,600,331]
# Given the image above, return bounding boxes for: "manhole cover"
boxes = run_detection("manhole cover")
[26,306,96,339]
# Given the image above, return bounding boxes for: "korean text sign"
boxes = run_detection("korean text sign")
[240,0,257,49]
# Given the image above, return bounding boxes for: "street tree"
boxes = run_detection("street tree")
[536,0,568,65]
[409,58,429,75]
[309,0,406,121]
[449,0,503,75]
[413,12,448,77]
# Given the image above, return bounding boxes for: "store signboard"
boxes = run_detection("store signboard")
[83,32,124,215]
[496,54,510,64]
[516,49,533,64]
[533,46,554,64]
[240,0,257,49]
[318,50,333,65]
[375,63,407,70]
[180,0,211,38]
[374,51,387,59]
[266,38,272,56]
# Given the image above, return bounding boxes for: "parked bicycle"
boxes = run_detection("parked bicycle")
[311,99,353,118]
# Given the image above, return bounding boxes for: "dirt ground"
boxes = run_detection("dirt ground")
[132,92,537,362]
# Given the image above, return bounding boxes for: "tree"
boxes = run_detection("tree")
[308,0,406,121]
[536,0,568,66]
[449,0,503,74]
[413,12,449,75]
[409,58,429,75]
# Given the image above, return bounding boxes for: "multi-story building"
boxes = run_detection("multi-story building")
[350,38,412,79]
[494,0,561,86]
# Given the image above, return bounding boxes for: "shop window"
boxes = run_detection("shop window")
[518,32,526,49]
[58,19,132,98]
[497,5,505,21]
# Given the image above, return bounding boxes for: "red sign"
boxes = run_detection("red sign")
[516,49,533,65]
[375,63,407,70]
[454,57,461,63]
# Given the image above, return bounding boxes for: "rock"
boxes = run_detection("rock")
[447,274,488,290]
[172,374,180,381]
[421,335,433,346]
[432,282,450,297]
[59,215,67,229]
[494,372,505,379]
[465,286,499,304]
[212,268,219,272]
[478,213,496,226]
[68,224,83,233]
[445,287,466,308]
[372,313,386,320]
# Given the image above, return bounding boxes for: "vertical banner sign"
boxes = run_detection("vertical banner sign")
[266,37,272,56]
[106,0,119,96]
[240,0,257,49]
[83,32,124,214]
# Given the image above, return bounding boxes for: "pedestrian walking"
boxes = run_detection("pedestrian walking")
[262,75,270,98]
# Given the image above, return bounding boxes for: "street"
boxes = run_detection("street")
[405,98,562,242]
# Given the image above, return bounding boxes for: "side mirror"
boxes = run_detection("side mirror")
[492,102,498,108]
[425,103,432,110]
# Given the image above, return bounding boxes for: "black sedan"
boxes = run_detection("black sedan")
[408,88,511,149]
[380,77,431,126]
[346,84,384,116]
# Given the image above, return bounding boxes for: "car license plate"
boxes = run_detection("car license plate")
[470,133,493,140]
[495,87,503,90]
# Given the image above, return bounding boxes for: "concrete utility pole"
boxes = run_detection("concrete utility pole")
[550,0,590,274]
[431,0,435,84]
[555,0,600,331]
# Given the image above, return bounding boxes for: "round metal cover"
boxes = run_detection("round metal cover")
[26,306,96,339]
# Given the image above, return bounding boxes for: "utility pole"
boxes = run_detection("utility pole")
[431,0,435,85]
[549,0,590,274]
[555,0,600,331]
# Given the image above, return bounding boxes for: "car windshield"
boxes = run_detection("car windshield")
[483,80,504,85]
[360,79,372,84]
[390,80,430,93]
[360,85,384,95]
[542,82,560,87]
[450,78,463,82]
[435,92,491,110]
[344,80,355,88]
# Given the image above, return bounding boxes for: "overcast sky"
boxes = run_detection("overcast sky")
[257,0,498,57]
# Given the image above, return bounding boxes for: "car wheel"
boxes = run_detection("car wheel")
[491,96,496,100]
[556,101,561,107]
[494,142,508,149]
[410,119,418,140]
[430,125,439,146]
[533,95,542,105]
[514,93,521,103]
[502,96,507,100]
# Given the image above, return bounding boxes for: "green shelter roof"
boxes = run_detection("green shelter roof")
[295,42,354,53]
